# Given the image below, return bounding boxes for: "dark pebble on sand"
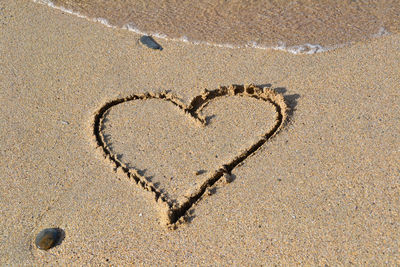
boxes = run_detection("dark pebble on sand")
[140,35,163,50]
[35,228,63,250]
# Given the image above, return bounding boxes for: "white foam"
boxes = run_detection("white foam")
[122,23,147,35]
[33,0,86,19]
[33,0,116,29]
[245,41,337,54]
[31,0,390,55]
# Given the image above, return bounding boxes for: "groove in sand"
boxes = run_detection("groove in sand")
[92,84,287,228]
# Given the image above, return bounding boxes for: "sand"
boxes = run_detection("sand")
[50,0,400,49]
[1,0,399,265]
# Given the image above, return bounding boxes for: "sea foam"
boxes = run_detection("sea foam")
[32,0,390,55]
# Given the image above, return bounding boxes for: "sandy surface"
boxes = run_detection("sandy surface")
[51,0,400,49]
[1,0,399,265]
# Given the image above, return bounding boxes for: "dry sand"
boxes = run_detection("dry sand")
[1,0,399,265]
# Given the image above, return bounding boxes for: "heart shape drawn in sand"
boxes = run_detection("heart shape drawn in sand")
[93,85,287,227]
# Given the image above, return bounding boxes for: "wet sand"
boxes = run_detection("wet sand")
[0,0,399,265]
[49,0,400,50]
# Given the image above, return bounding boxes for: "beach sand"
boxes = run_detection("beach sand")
[48,0,400,50]
[1,0,399,265]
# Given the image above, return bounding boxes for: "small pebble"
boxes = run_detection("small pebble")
[35,228,63,250]
[140,35,163,50]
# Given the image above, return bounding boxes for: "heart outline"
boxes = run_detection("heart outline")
[92,84,287,227]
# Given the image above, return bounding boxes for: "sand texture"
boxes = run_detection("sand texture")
[95,86,285,225]
[1,0,400,265]
[51,0,400,49]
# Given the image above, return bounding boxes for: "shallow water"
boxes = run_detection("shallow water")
[35,0,400,53]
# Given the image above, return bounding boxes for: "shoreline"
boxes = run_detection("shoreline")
[32,0,391,55]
